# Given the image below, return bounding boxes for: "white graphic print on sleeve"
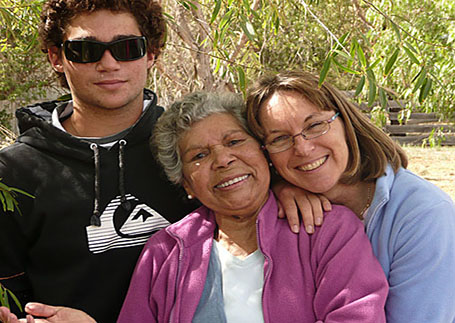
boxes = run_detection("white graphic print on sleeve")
[86,194,170,254]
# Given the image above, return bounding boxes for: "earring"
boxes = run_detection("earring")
[187,194,193,200]
[269,162,273,167]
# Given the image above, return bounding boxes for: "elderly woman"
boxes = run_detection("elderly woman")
[246,71,455,323]
[118,92,387,322]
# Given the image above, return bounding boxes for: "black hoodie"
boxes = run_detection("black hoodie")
[0,89,194,322]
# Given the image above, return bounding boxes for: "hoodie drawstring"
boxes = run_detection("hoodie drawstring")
[89,140,131,227]
[118,139,131,211]
[90,143,102,227]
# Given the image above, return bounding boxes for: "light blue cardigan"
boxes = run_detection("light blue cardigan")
[365,164,455,322]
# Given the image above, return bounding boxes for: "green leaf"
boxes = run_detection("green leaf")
[10,187,35,199]
[333,59,361,75]
[3,296,9,309]
[237,66,246,93]
[214,58,221,74]
[411,68,422,82]
[404,41,418,53]
[354,75,366,97]
[367,58,381,71]
[379,87,388,109]
[4,190,14,212]
[391,22,401,41]
[213,29,219,45]
[57,93,72,101]
[0,286,5,307]
[0,181,11,190]
[403,46,420,65]
[419,77,432,103]
[242,0,251,13]
[412,68,427,93]
[335,32,350,51]
[179,0,190,10]
[356,44,367,68]
[366,69,376,83]
[25,31,38,51]
[6,288,23,312]
[219,9,234,30]
[0,191,6,210]
[349,39,357,59]
[339,32,350,44]
[332,49,353,61]
[210,0,222,24]
[186,1,198,10]
[239,18,256,42]
[367,72,377,107]
[319,56,332,87]
[1,287,9,309]
[274,14,280,34]
[384,48,400,76]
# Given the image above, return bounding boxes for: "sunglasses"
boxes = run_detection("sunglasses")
[62,36,147,63]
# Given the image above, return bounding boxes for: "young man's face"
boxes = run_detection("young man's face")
[49,10,154,112]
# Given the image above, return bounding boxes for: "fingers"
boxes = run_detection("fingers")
[23,315,34,323]
[276,200,285,219]
[320,195,332,213]
[0,306,18,323]
[297,195,322,234]
[24,303,57,318]
[280,199,300,233]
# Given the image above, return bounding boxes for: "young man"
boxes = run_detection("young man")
[0,1,194,322]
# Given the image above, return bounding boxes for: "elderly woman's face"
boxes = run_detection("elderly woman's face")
[180,113,270,218]
[258,90,349,196]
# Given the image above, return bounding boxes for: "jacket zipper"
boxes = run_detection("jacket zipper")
[365,197,388,236]
[167,230,185,323]
[256,218,272,323]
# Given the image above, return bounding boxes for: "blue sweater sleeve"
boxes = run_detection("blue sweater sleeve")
[385,198,455,323]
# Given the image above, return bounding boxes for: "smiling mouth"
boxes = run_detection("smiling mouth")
[95,80,125,85]
[297,156,327,171]
[215,175,249,188]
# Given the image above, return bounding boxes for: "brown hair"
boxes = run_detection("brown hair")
[39,0,166,88]
[246,70,407,184]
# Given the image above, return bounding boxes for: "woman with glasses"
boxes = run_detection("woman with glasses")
[118,91,388,322]
[246,70,455,323]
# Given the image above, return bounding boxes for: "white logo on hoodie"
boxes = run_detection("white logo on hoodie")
[86,194,170,254]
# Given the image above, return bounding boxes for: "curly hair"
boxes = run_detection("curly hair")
[39,0,166,88]
[151,92,249,186]
[246,70,408,185]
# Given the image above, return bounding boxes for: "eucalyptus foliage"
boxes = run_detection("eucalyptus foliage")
[154,0,454,121]
[0,0,50,103]
[1,0,454,119]
[0,283,23,312]
[0,175,33,311]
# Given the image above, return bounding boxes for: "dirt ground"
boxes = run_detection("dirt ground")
[403,146,455,201]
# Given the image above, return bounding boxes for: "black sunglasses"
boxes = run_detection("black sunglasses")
[62,36,147,63]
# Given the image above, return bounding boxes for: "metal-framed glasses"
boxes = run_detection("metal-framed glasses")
[62,36,147,63]
[263,112,340,154]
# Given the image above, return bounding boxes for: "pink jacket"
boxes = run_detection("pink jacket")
[118,192,388,322]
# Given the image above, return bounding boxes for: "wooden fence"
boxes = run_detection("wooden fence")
[345,91,455,146]
[383,102,455,146]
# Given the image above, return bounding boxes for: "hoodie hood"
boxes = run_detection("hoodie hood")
[14,89,164,226]
[15,89,161,161]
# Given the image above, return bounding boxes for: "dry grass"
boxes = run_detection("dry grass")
[0,125,15,149]
[403,146,455,201]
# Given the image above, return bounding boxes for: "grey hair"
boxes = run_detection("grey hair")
[151,91,250,185]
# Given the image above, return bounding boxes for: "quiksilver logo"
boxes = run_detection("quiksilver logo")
[86,194,170,254]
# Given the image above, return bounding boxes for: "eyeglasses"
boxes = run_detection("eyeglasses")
[62,36,147,63]
[263,112,340,154]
